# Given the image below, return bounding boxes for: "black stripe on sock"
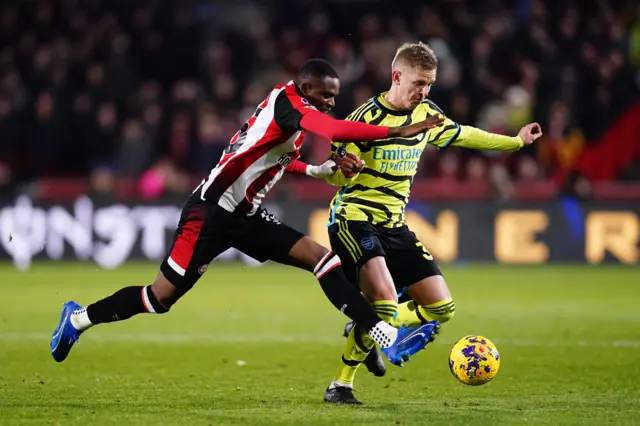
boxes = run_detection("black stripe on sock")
[428,308,455,315]
[427,305,456,314]
[341,356,361,367]
[428,305,455,311]
[374,309,397,317]
[425,301,455,310]
[375,303,399,309]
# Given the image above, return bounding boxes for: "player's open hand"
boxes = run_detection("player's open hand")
[334,151,364,178]
[391,114,446,138]
[518,123,543,145]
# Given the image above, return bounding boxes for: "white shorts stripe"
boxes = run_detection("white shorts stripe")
[141,286,156,313]
[168,257,186,276]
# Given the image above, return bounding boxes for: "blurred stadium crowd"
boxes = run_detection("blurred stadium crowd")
[0,0,638,200]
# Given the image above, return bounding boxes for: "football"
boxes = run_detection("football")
[449,335,500,386]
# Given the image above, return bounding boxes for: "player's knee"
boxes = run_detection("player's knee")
[311,247,331,269]
[421,299,455,324]
[150,273,185,311]
[290,236,330,272]
[366,286,398,303]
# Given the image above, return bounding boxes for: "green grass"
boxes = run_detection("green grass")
[0,262,639,425]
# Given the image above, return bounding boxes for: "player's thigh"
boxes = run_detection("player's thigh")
[159,198,229,303]
[232,208,308,268]
[384,229,447,303]
[329,221,396,301]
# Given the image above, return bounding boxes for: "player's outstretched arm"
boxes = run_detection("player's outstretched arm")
[429,116,543,152]
[299,109,444,143]
[454,122,543,151]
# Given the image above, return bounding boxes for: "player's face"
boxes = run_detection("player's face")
[393,67,437,110]
[300,76,340,113]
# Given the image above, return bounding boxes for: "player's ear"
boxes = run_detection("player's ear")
[299,81,312,97]
[391,70,401,86]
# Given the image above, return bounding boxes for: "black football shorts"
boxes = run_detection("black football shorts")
[328,220,442,295]
[160,192,304,290]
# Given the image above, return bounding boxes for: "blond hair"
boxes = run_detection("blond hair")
[392,42,438,70]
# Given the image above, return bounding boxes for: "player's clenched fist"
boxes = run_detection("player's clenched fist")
[518,122,543,145]
[334,152,365,178]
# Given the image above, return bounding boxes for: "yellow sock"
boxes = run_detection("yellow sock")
[390,298,455,328]
[334,300,397,387]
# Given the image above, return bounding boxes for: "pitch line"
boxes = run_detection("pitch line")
[0,332,639,348]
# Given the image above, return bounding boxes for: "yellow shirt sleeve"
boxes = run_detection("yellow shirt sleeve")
[427,113,523,152]
[324,142,363,187]
[452,126,523,152]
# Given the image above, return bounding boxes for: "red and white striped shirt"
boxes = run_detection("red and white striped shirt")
[198,81,315,215]
[197,81,390,216]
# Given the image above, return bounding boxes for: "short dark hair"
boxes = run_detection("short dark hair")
[298,59,339,80]
[392,42,438,70]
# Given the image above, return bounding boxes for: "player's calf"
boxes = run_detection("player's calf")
[344,321,386,377]
[69,273,176,332]
[327,300,398,396]
[391,274,455,328]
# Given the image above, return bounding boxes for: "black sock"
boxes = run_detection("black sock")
[86,286,168,325]
[314,252,379,332]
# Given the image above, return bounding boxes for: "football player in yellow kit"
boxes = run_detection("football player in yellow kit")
[323,42,542,405]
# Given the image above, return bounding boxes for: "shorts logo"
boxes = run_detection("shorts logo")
[361,237,375,251]
[198,264,209,274]
[260,210,281,224]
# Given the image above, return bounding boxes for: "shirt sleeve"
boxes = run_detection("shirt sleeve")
[273,89,318,132]
[299,111,388,142]
[425,109,463,149]
[285,159,309,174]
[425,101,523,152]
[451,126,524,152]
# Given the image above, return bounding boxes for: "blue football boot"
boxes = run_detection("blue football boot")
[50,301,84,362]
[381,321,440,366]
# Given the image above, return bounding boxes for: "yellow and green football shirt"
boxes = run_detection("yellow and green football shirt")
[326,93,524,228]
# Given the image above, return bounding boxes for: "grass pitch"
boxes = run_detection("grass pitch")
[0,262,639,425]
